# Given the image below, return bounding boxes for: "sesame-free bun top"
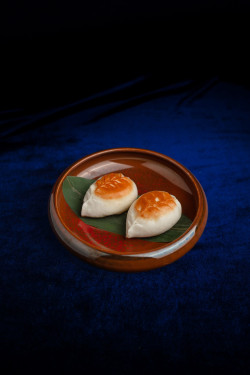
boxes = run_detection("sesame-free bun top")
[81,172,138,217]
[126,191,182,238]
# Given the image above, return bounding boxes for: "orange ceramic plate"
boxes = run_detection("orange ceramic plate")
[48,148,208,272]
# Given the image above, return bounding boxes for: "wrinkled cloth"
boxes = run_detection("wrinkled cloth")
[0,77,249,374]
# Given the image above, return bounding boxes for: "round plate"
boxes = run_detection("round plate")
[48,148,208,272]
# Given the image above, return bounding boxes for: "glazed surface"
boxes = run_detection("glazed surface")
[95,172,133,199]
[135,191,177,219]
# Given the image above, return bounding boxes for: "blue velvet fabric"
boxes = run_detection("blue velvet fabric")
[1,76,249,374]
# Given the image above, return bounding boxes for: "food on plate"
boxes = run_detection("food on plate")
[81,172,138,217]
[126,191,182,238]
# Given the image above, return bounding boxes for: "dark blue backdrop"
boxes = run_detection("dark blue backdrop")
[1,2,250,374]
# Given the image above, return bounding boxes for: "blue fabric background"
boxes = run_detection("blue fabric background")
[1,76,249,374]
[1,1,250,374]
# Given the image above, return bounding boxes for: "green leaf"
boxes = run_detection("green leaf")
[62,176,192,243]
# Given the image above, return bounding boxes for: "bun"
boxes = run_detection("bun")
[81,172,138,217]
[126,191,182,238]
